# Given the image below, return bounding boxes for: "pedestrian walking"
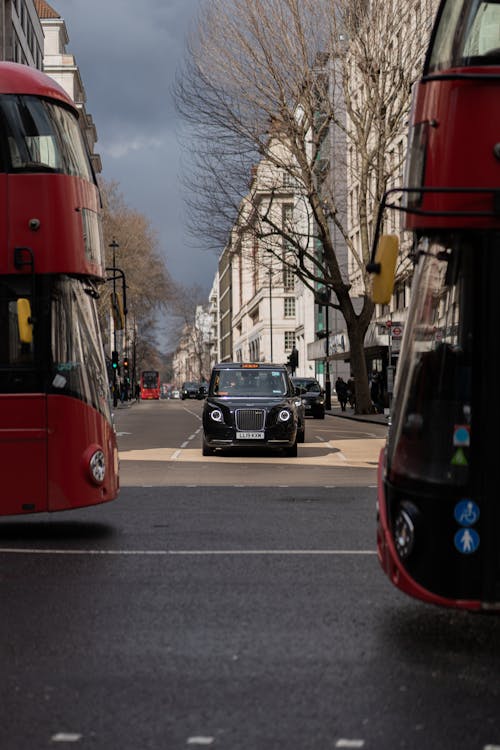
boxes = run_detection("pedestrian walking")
[335,376,348,411]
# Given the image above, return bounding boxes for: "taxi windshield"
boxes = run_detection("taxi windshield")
[211,369,288,397]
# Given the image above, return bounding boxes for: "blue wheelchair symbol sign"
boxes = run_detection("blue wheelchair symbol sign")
[454,528,480,555]
[454,499,480,527]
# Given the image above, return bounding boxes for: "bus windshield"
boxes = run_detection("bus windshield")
[427,0,500,73]
[0,95,93,180]
[387,235,474,487]
[142,371,159,389]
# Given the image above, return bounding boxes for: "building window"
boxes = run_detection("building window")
[284,331,296,351]
[283,171,299,189]
[284,297,295,317]
[394,281,406,310]
[249,306,259,325]
[283,266,295,290]
[249,338,260,362]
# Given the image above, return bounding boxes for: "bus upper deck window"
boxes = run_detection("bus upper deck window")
[427,0,500,72]
[463,2,500,59]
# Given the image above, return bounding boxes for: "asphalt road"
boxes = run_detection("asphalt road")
[1,401,499,750]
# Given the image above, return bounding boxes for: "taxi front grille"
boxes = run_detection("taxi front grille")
[235,409,265,431]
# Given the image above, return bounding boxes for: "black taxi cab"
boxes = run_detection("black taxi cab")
[202,362,305,457]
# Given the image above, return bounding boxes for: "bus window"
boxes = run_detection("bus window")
[0,280,34,366]
[51,276,110,419]
[388,237,473,487]
[0,95,92,180]
[427,0,500,73]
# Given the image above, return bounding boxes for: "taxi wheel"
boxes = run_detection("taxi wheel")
[202,436,215,456]
[284,441,298,457]
[297,427,305,443]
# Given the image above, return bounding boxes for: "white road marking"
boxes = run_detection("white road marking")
[335,741,365,749]
[182,407,202,420]
[180,441,189,448]
[187,738,214,746]
[119,438,384,468]
[51,734,82,743]
[0,548,377,556]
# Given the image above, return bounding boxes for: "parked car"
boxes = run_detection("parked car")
[292,377,326,419]
[202,362,305,457]
[181,381,200,400]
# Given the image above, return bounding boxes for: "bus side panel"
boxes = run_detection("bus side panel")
[407,75,500,231]
[6,175,103,277]
[47,396,119,512]
[0,394,48,515]
[0,175,6,266]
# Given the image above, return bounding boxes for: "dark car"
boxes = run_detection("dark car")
[292,377,325,419]
[197,383,208,399]
[202,362,305,457]
[181,381,200,400]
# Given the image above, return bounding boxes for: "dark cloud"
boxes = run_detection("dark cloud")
[54,0,217,291]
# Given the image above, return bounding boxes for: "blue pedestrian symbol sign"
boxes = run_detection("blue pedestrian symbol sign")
[454,528,480,555]
[454,499,480,527]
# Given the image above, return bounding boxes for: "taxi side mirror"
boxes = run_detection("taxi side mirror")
[368,235,399,305]
[17,298,33,344]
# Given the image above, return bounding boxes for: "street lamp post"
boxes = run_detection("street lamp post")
[109,239,119,407]
[324,301,332,410]
[268,268,273,361]
[316,288,332,410]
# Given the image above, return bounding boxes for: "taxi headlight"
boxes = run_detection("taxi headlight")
[210,408,223,423]
[278,409,291,422]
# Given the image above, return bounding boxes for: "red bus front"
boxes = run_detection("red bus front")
[0,63,119,515]
[373,0,500,609]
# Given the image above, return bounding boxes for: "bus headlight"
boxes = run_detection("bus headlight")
[89,449,106,484]
[394,503,419,559]
[209,408,223,423]
[278,409,291,422]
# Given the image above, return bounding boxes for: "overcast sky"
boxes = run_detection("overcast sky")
[56,0,217,296]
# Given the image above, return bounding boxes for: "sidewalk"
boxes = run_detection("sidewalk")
[326,403,389,426]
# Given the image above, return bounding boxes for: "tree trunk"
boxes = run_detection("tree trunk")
[347,324,372,413]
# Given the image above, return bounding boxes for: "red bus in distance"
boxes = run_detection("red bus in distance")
[140,370,160,400]
[0,62,119,516]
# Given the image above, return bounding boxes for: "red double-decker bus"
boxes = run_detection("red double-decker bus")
[369,0,500,610]
[0,62,119,516]
[140,370,160,399]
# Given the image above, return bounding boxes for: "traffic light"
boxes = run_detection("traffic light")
[123,357,129,371]
[111,350,119,370]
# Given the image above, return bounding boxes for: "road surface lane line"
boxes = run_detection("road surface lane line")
[0,548,377,556]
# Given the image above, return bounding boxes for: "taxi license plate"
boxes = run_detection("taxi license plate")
[236,431,264,440]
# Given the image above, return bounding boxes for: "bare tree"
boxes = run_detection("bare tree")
[170,284,212,381]
[98,179,175,370]
[174,0,435,412]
